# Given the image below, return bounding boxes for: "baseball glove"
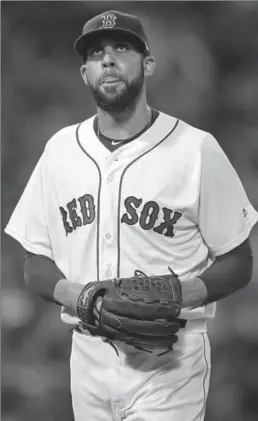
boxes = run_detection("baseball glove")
[76,267,183,355]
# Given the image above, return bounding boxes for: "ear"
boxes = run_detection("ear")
[80,64,88,85]
[143,56,156,77]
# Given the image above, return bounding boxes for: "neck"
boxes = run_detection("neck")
[97,93,151,140]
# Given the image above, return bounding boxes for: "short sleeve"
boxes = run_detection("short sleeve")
[4,152,54,259]
[198,134,258,256]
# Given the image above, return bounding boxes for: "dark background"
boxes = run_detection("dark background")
[2,1,258,420]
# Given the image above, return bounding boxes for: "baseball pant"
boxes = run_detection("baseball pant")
[70,328,211,421]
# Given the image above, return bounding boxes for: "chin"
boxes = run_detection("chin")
[101,84,125,96]
[97,91,130,108]
[94,83,141,111]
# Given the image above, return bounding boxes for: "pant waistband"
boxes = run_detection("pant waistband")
[181,318,207,333]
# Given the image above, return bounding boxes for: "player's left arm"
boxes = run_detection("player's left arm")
[181,237,253,308]
[181,133,258,309]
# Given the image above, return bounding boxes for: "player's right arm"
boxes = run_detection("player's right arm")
[4,137,85,317]
[24,251,101,319]
[24,251,82,313]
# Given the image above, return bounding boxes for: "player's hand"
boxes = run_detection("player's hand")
[93,296,103,326]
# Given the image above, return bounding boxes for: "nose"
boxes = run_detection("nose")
[102,47,116,68]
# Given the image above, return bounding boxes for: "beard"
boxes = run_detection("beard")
[87,65,145,112]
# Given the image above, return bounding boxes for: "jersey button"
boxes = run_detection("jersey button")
[107,175,113,182]
[105,233,112,241]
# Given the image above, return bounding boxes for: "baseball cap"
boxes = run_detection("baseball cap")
[74,10,150,57]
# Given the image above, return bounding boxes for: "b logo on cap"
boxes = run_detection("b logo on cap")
[100,13,117,29]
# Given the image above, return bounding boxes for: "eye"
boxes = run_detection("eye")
[89,46,103,56]
[116,43,129,52]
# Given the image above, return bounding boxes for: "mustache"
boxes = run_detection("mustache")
[98,72,126,84]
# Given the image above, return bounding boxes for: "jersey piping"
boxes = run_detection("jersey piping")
[76,123,102,282]
[116,118,180,277]
[198,334,210,420]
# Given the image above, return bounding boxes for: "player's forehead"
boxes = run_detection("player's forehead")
[86,32,142,51]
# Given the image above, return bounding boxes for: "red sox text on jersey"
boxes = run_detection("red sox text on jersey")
[59,194,182,238]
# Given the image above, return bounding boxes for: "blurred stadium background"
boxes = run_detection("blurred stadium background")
[1,1,258,420]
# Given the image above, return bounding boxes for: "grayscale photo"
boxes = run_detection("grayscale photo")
[2,2,258,421]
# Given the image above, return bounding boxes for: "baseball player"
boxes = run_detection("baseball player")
[5,10,258,421]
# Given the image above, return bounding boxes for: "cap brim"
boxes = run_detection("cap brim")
[74,28,149,56]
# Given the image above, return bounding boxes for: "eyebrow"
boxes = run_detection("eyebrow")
[89,38,134,49]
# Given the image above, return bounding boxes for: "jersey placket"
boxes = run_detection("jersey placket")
[98,154,123,281]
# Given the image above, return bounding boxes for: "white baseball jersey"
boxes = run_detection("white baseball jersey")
[5,112,258,327]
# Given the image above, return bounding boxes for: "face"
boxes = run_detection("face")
[80,34,155,112]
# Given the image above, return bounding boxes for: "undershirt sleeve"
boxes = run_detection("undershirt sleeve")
[24,251,65,303]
